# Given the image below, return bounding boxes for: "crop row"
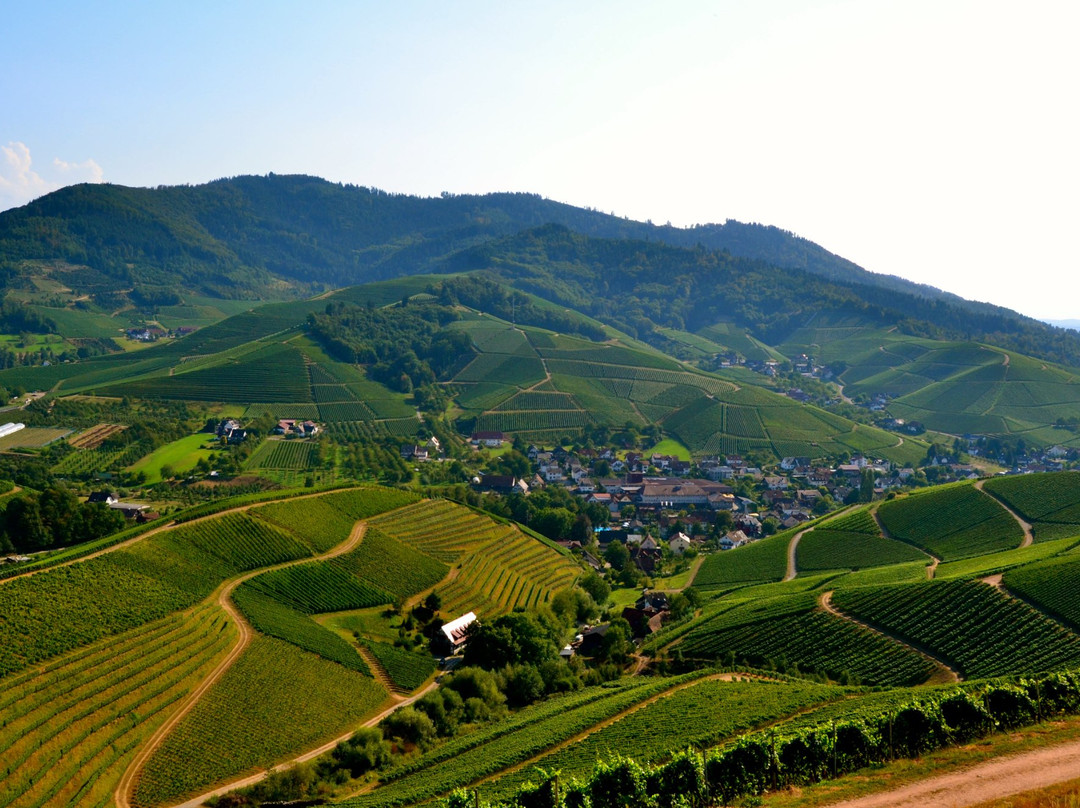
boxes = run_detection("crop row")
[231,587,372,674]
[251,495,359,553]
[0,605,234,808]
[332,528,449,602]
[1003,555,1080,630]
[678,602,936,687]
[543,358,732,394]
[246,439,318,470]
[694,530,793,588]
[318,400,379,422]
[312,382,359,404]
[474,410,589,433]
[488,678,845,799]
[110,346,312,404]
[131,636,387,808]
[454,353,546,387]
[243,402,321,420]
[822,508,880,535]
[797,529,926,572]
[244,562,393,614]
[832,579,1080,678]
[984,471,1080,524]
[342,676,699,808]
[363,641,436,691]
[877,483,1023,559]
[491,391,579,411]
[67,423,127,449]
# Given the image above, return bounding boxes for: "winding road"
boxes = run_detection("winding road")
[115,519,417,808]
[823,735,1080,808]
[975,478,1034,548]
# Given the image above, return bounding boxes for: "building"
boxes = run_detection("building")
[439,612,477,654]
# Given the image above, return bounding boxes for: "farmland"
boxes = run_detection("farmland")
[9,474,1080,807]
[876,482,1024,559]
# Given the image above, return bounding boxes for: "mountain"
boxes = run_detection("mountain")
[0,175,1068,349]
[4,174,1080,446]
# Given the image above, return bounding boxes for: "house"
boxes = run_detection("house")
[400,444,429,461]
[108,502,148,519]
[87,491,118,505]
[275,419,321,437]
[471,431,505,447]
[439,612,477,653]
[719,530,750,550]
[668,532,692,555]
[577,624,610,656]
[474,475,527,494]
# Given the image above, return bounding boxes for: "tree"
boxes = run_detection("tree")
[579,571,611,607]
[603,540,630,572]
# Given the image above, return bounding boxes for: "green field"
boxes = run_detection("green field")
[126,432,216,482]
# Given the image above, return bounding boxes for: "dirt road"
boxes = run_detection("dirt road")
[975,479,1034,549]
[823,737,1080,808]
[116,521,369,808]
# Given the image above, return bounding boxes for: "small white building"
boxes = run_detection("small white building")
[668,532,692,555]
[440,611,477,652]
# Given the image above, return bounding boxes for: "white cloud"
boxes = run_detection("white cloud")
[0,142,104,211]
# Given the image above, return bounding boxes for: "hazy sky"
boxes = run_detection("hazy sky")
[3,1,1078,320]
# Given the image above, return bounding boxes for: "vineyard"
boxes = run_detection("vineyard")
[676,594,936,686]
[245,439,318,470]
[342,677,699,808]
[487,677,846,799]
[798,519,927,572]
[67,422,126,449]
[693,528,793,588]
[831,579,1080,678]
[130,636,387,808]
[984,470,1080,537]
[1003,554,1080,630]
[367,500,579,615]
[0,605,234,808]
[362,640,436,691]
[877,482,1024,559]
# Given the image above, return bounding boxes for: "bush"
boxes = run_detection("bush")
[983,685,1037,729]
[647,750,706,808]
[589,757,648,808]
[939,692,994,742]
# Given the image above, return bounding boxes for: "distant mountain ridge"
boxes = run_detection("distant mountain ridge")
[0,173,1076,367]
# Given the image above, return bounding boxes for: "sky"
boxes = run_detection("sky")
[2,1,1078,320]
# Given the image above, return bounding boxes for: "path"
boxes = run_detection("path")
[116,521,369,808]
[823,736,1080,808]
[818,591,960,684]
[869,505,938,579]
[0,487,362,586]
[784,526,812,582]
[472,673,737,789]
[975,479,1033,548]
[172,682,439,808]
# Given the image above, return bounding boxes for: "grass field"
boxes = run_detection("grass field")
[126,432,217,483]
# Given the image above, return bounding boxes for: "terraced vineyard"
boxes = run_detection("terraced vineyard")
[984,471,1080,540]
[693,528,793,589]
[368,500,579,614]
[488,677,846,799]
[798,508,927,572]
[831,579,1080,678]
[130,636,387,808]
[0,605,235,808]
[363,640,436,691]
[877,482,1023,559]
[1003,554,1080,629]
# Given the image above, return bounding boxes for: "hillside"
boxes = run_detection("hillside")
[0,275,928,466]
[4,474,1080,807]
[1,175,1077,369]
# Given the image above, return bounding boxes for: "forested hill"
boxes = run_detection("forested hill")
[0,174,994,301]
[0,173,1074,363]
[441,225,1080,368]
